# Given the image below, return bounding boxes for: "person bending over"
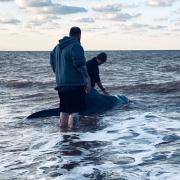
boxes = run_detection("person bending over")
[50,27,91,129]
[86,52,108,94]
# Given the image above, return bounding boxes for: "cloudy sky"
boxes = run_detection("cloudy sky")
[0,0,180,50]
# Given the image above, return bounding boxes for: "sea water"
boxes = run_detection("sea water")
[0,51,180,179]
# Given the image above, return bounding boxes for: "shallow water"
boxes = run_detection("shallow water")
[0,51,180,179]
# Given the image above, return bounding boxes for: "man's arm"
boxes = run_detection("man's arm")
[72,44,91,93]
[50,47,56,73]
[72,44,88,80]
[93,67,108,94]
[96,81,108,94]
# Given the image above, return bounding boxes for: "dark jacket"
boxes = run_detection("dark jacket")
[86,57,100,88]
[50,36,89,88]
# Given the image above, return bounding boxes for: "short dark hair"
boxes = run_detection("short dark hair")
[69,27,81,37]
[97,52,107,62]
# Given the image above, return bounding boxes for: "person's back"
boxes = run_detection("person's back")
[50,36,86,88]
[86,52,108,94]
[86,57,99,88]
[50,27,91,129]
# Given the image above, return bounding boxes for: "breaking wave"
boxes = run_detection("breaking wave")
[0,79,54,88]
[108,80,180,94]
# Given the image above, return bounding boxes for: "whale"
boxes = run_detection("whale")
[27,89,129,119]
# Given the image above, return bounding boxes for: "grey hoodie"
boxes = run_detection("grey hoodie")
[50,36,89,89]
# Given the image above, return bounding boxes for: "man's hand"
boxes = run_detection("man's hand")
[102,88,109,95]
[97,81,109,95]
[85,77,91,94]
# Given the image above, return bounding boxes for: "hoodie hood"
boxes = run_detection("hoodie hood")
[58,36,78,50]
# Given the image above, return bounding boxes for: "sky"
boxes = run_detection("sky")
[0,0,180,50]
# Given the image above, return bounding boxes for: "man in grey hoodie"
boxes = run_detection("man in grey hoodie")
[50,27,91,129]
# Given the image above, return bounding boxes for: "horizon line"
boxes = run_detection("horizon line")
[0,49,180,52]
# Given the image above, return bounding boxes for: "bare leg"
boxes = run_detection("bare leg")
[60,112,69,128]
[68,113,79,129]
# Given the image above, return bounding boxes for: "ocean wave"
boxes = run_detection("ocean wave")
[18,92,49,99]
[0,79,54,88]
[108,80,180,94]
[160,65,180,73]
[1,79,180,94]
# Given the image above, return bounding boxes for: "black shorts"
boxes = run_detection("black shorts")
[58,87,86,113]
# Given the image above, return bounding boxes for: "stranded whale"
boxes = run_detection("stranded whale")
[27,89,129,119]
